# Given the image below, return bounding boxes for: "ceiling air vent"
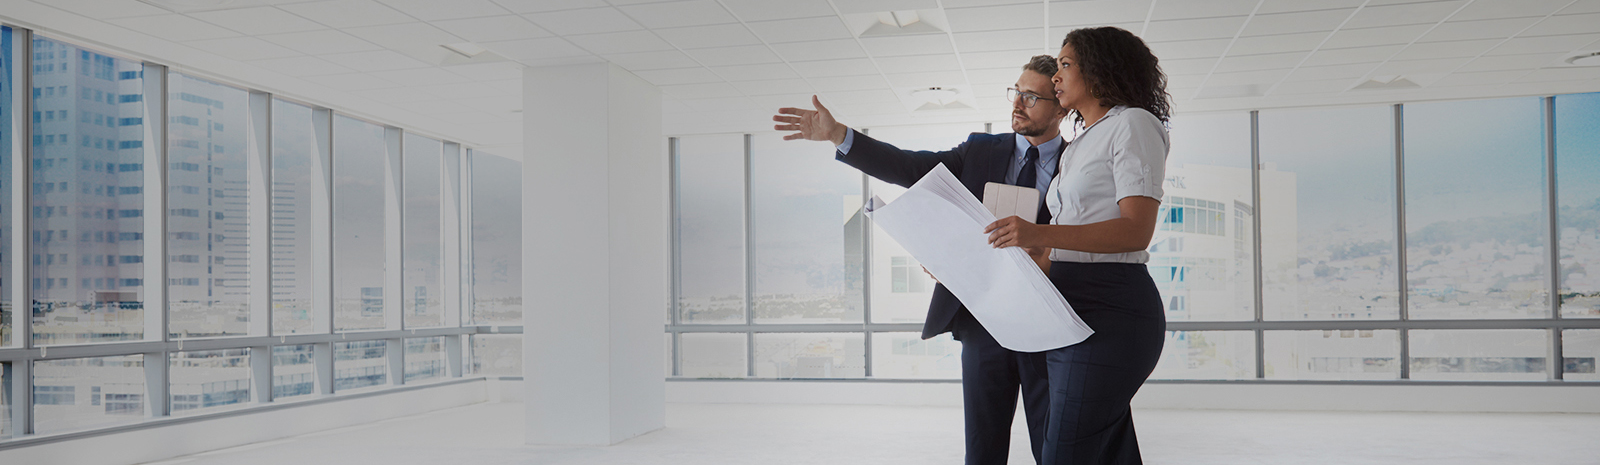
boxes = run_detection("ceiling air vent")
[1352,75,1420,90]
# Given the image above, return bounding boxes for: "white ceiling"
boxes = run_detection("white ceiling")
[9,0,1600,155]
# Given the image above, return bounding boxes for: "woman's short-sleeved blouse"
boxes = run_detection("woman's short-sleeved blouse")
[1045,105,1170,264]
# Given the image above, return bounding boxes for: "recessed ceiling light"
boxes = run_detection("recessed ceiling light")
[911,87,959,106]
[1566,51,1600,66]
[442,43,488,58]
[139,0,253,13]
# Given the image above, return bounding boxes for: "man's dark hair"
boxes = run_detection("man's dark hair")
[1023,54,1058,76]
[1062,27,1171,124]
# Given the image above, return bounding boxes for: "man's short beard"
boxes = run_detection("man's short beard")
[1013,115,1049,137]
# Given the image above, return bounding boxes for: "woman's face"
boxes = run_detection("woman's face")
[1052,43,1091,113]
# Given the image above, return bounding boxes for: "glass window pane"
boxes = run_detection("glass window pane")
[470,334,521,377]
[0,26,13,348]
[1404,98,1548,319]
[271,100,317,334]
[681,333,746,378]
[469,152,522,325]
[1409,329,1548,381]
[1557,93,1600,318]
[749,133,864,323]
[862,123,985,324]
[169,348,251,415]
[1562,330,1599,381]
[676,135,745,324]
[32,355,144,434]
[1264,330,1400,380]
[31,37,146,345]
[334,340,388,392]
[752,333,864,379]
[1260,106,1399,320]
[870,332,961,379]
[333,117,387,331]
[404,337,446,383]
[167,73,250,338]
[1150,330,1255,380]
[272,344,316,400]
[664,333,672,377]
[402,134,442,328]
[2,362,11,439]
[1156,113,1255,321]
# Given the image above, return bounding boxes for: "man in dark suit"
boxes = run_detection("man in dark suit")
[773,56,1069,465]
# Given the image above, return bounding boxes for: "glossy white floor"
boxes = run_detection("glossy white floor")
[138,401,1599,465]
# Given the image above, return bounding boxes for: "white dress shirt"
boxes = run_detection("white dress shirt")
[1045,105,1170,264]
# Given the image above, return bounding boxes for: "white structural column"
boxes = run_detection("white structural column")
[523,63,666,445]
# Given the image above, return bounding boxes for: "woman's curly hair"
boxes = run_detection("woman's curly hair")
[1062,27,1171,125]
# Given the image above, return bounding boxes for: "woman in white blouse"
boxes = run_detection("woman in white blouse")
[983,26,1171,465]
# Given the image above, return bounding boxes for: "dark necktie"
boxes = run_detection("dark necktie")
[1016,145,1039,189]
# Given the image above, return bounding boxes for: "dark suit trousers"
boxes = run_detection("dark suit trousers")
[955,310,1050,465]
[1040,262,1166,465]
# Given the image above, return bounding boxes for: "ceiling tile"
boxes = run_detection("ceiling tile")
[185,37,302,61]
[189,7,326,35]
[1513,66,1600,83]
[1141,16,1249,42]
[604,50,699,70]
[947,3,1045,33]
[442,62,526,81]
[1343,1,1466,29]
[524,7,642,36]
[966,67,1022,85]
[1268,78,1351,95]
[789,58,880,78]
[634,67,724,85]
[861,34,955,57]
[39,0,169,19]
[279,0,415,28]
[655,24,762,49]
[683,96,762,112]
[378,0,510,20]
[110,14,240,42]
[1201,68,1290,86]
[685,45,782,66]
[1159,57,1219,75]
[1049,0,1155,26]
[659,82,740,98]
[431,16,551,43]
[1370,57,1471,74]
[1451,0,1570,21]
[1148,38,1231,60]
[750,93,815,110]
[1228,32,1327,56]
[770,39,868,62]
[885,71,966,87]
[833,0,939,15]
[1558,0,1600,15]
[301,72,405,91]
[1214,52,1308,73]
[874,54,962,74]
[1392,39,1503,61]
[1526,13,1600,37]
[391,99,479,115]
[259,29,384,55]
[491,0,608,13]
[720,0,836,21]
[1048,22,1145,43]
[1322,25,1430,49]
[367,67,470,86]
[1302,45,1404,66]
[1428,69,1525,87]
[247,56,357,76]
[1421,18,1540,42]
[818,89,901,103]
[953,29,1044,53]
[731,79,814,96]
[712,63,799,81]
[484,37,593,62]
[321,50,435,72]
[1486,34,1600,56]
[961,50,1042,69]
[810,74,891,92]
[617,0,738,29]
[1282,62,1378,81]
[1151,0,1259,21]
[1458,53,1566,72]
[1255,0,1365,15]
[748,16,854,44]
[565,30,675,55]
[344,22,464,53]
[1241,9,1354,37]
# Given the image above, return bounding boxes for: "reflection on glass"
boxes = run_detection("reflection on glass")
[681,333,746,378]
[333,116,387,330]
[32,355,144,434]
[1556,93,1600,318]
[334,340,387,392]
[272,344,316,399]
[470,152,521,325]
[2,362,10,439]
[752,333,864,378]
[1263,330,1399,380]
[0,26,12,348]
[749,133,863,323]
[404,337,446,383]
[271,100,316,334]
[1259,107,1399,320]
[871,332,960,379]
[167,73,250,339]
[169,348,250,415]
[1150,330,1254,380]
[1154,113,1254,322]
[1404,98,1548,319]
[862,123,984,324]
[30,37,146,345]
[470,334,521,377]
[676,135,745,324]
[1409,330,1548,381]
[1563,330,1599,381]
[403,135,443,328]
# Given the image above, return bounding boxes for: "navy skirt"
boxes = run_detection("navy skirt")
[1040,262,1166,465]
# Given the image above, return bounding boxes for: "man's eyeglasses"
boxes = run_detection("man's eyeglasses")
[1007,87,1058,108]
